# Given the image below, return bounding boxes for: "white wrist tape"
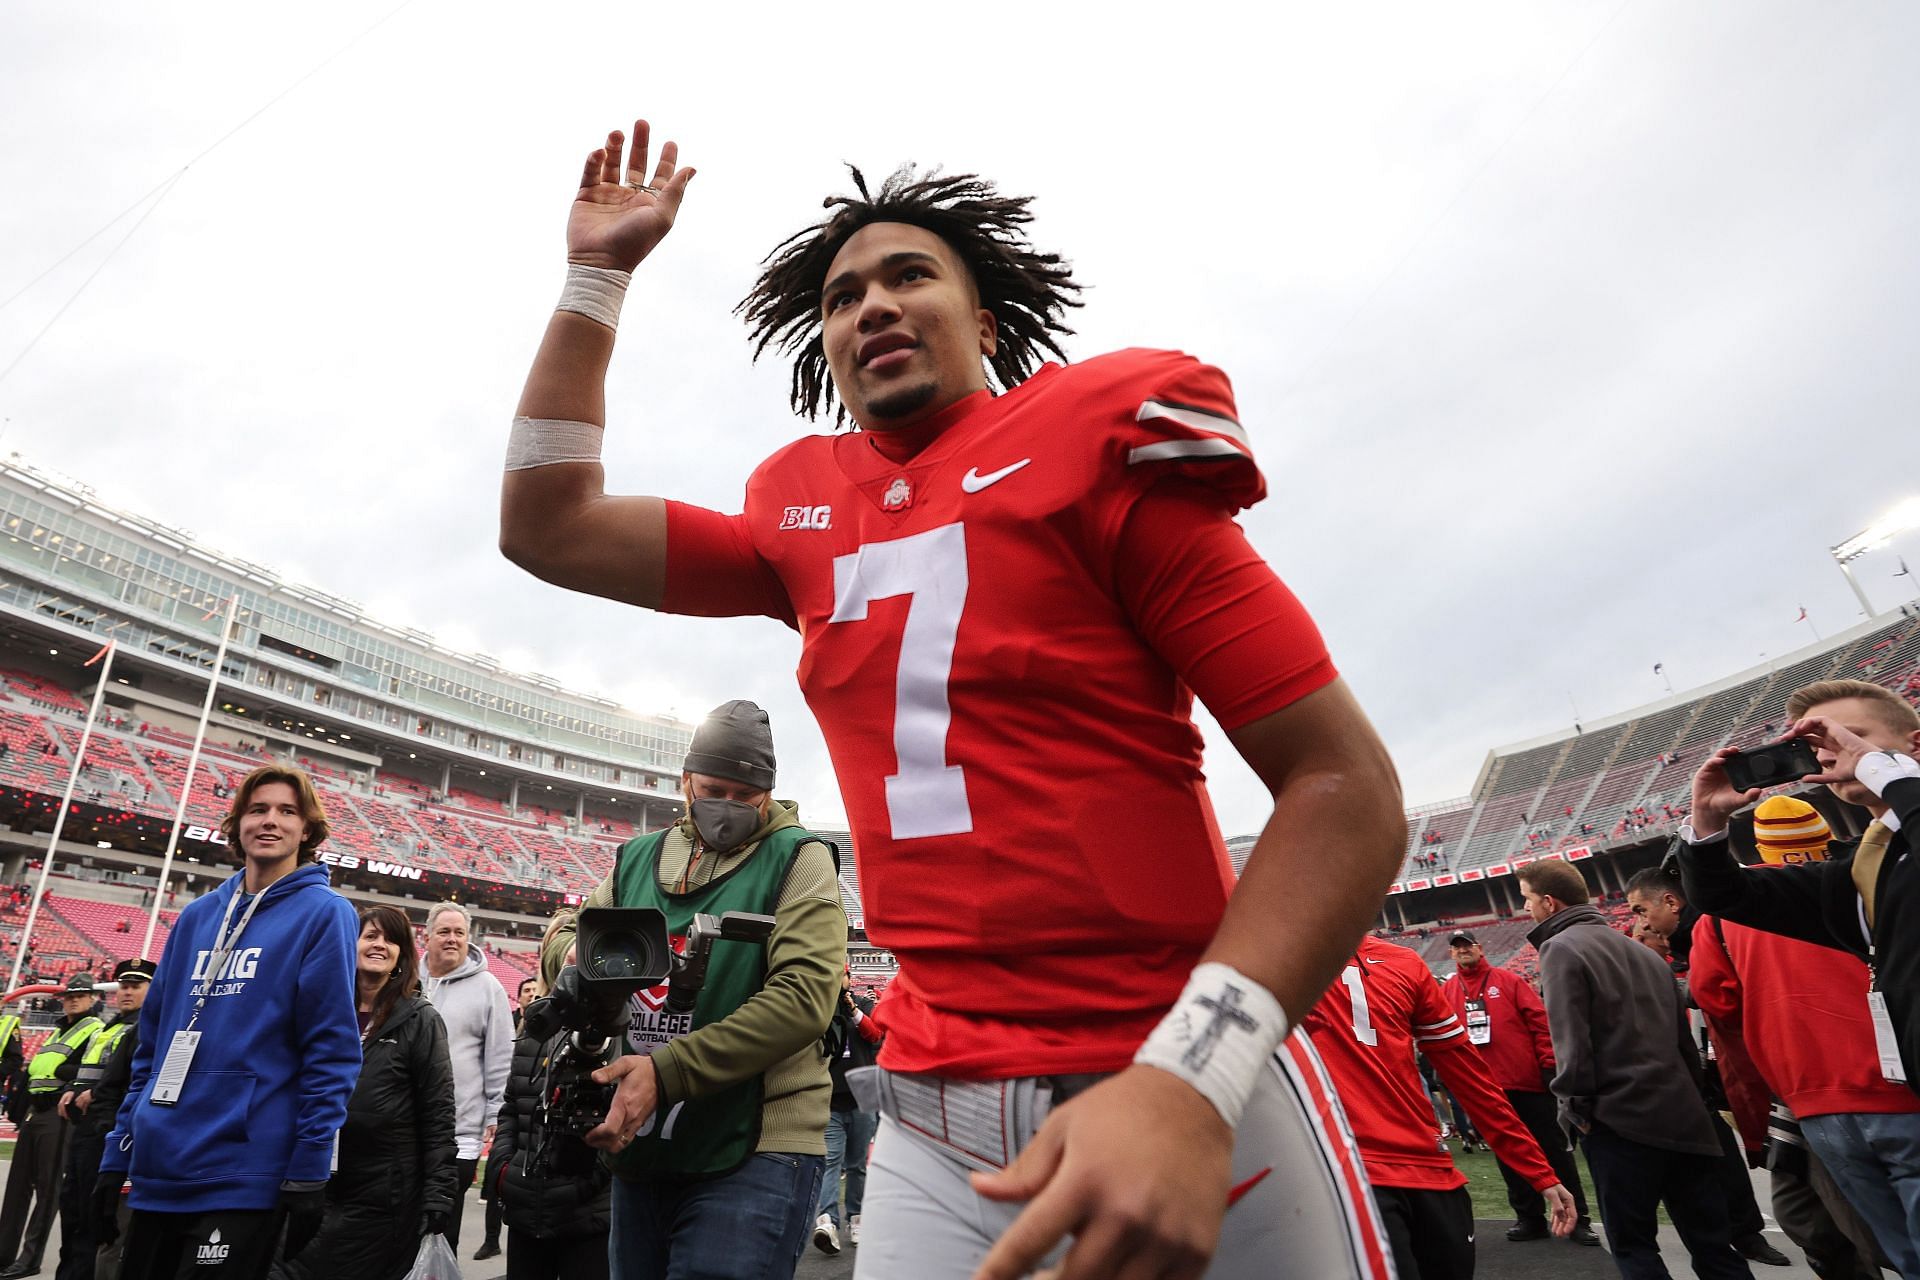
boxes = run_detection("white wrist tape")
[556,262,632,331]
[504,417,603,471]
[1134,962,1290,1128]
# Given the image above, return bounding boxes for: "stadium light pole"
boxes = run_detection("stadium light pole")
[1831,496,1920,618]
[143,594,241,958]
[7,641,117,994]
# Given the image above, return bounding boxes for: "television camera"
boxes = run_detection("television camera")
[521,906,775,1174]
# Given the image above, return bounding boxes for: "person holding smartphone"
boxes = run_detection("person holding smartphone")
[1679,679,1920,1093]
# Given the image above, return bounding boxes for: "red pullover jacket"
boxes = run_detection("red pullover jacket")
[1440,961,1555,1094]
[1690,898,1920,1124]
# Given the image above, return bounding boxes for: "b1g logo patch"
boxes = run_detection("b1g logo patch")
[881,477,913,510]
[780,505,832,530]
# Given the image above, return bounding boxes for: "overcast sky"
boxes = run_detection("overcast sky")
[3,2,1917,834]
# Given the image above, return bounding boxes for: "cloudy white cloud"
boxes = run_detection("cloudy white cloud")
[2,1,1916,834]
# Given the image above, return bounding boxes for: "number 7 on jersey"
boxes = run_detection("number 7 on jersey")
[830,522,974,839]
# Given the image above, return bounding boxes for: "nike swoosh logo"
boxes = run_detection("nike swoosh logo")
[960,459,1031,493]
[1226,1167,1272,1209]
[1364,957,1383,963]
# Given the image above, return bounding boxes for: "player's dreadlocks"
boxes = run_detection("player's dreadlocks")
[737,166,1083,424]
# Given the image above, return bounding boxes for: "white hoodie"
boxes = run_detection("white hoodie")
[423,942,513,1160]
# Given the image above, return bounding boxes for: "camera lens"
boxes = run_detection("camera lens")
[589,928,655,980]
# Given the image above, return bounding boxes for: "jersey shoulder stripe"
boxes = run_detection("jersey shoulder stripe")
[1135,398,1250,451]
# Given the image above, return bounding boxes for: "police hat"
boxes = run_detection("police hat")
[63,973,99,995]
[113,958,156,984]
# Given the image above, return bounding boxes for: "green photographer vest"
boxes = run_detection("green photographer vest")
[608,824,809,1179]
[27,1014,101,1096]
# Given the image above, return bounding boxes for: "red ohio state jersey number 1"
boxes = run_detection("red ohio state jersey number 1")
[830,523,974,839]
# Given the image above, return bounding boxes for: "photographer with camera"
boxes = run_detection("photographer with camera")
[1679,680,1920,1091]
[540,700,845,1280]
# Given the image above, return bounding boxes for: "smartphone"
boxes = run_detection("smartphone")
[1724,740,1821,793]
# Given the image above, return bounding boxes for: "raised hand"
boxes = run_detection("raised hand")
[567,120,696,273]
[1688,747,1762,838]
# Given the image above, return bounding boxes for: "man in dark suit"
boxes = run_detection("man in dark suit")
[1678,679,1920,1090]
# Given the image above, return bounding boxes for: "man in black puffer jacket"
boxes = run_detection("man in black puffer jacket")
[493,1028,613,1279]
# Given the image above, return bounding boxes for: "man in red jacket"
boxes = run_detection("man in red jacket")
[1441,930,1597,1245]
[1307,935,1577,1278]
[1690,796,1920,1278]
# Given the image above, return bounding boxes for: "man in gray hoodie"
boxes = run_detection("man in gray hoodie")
[1519,858,1753,1280]
[423,901,514,1250]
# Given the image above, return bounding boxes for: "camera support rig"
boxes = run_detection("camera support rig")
[521,906,776,1174]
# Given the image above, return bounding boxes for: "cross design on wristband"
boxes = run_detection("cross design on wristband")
[1183,985,1258,1071]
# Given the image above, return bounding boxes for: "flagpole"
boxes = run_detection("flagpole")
[6,641,117,994]
[143,595,241,959]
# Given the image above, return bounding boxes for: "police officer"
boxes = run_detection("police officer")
[0,1007,23,1121]
[53,960,151,1280]
[0,975,102,1278]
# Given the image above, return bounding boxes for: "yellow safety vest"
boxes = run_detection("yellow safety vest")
[0,1014,19,1058]
[72,1018,130,1089]
[26,1015,102,1096]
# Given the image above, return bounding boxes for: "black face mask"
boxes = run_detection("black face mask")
[690,797,762,853]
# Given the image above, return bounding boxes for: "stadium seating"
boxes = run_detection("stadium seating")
[0,607,1914,984]
[47,893,175,957]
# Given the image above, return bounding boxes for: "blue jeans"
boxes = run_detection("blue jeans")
[819,1108,878,1226]
[609,1152,825,1280]
[1800,1110,1920,1278]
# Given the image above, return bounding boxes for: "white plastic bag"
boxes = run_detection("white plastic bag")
[405,1234,462,1280]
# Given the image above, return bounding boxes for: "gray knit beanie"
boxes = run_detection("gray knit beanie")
[683,699,776,790]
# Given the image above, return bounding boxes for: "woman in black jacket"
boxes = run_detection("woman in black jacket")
[492,1020,612,1279]
[275,905,459,1280]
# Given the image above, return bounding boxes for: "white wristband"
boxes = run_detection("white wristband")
[556,262,632,331]
[504,417,603,471]
[1134,962,1290,1128]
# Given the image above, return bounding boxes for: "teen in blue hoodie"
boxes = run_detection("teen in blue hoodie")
[96,765,361,1278]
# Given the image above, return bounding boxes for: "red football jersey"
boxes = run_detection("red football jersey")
[1304,937,1558,1193]
[660,349,1335,1076]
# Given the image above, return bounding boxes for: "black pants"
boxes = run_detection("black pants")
[0,1105,66,1269]
[1708,1110,1766,1241]
[53,1128,105,1280]
[506,1232,609,1280]
[1498,1089,1591,1227]
[444,1158,478,1249]
[482,1190,503,1247]
[1371,1185,1474,1280]
[1580,1122,1752,1280]
[118,1207,285,1280]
